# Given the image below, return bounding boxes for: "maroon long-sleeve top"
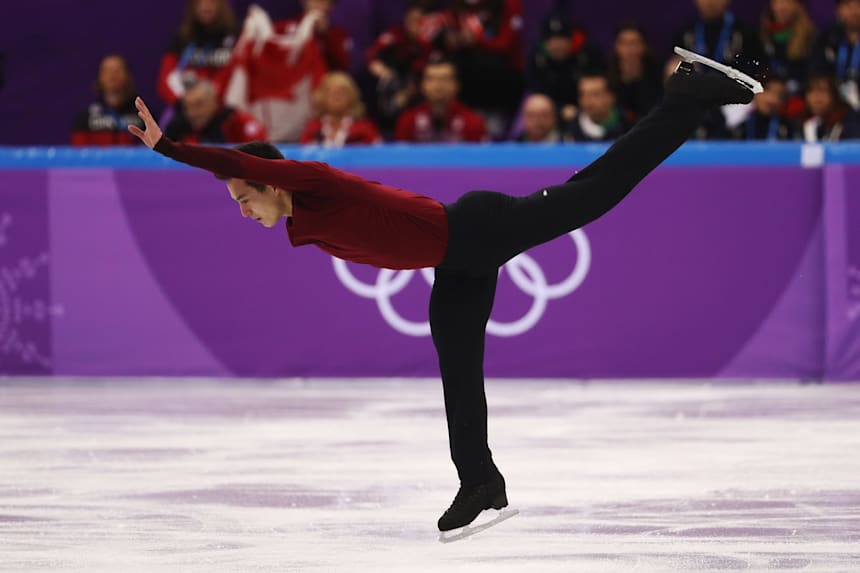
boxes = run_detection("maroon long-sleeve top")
[154,137,449,270]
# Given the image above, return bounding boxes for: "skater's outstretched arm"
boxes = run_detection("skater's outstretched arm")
[128,97,329,190]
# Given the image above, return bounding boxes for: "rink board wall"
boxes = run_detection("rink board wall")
[1,143,860,380]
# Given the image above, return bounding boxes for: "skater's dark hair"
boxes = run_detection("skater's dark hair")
[214,141,284,191]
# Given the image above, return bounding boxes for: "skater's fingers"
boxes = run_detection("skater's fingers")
[135,97,155,124]
[128,125,144,140]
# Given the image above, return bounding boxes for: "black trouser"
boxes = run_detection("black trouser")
[429,95,707,487]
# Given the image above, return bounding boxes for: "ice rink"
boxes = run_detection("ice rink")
[1,379,859,572]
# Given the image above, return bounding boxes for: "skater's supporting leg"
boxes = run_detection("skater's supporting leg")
[429,267,500,486]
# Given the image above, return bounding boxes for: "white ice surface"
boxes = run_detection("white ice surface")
[1,379,859,572]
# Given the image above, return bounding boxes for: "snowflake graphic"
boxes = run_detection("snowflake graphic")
[0,213,63,368]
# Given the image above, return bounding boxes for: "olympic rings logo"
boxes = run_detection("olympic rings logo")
[333,230,591,337]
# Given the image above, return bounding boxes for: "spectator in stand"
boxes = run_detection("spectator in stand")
[563,73,628,142]
[811,0,860,111]
[164,79,267,144]
[515,94,561,143]
[300,72,382,146]
[395,59,486,143]
[669,0,761,76]
[527,11,604,126]
[72,55,144,146]
[798,73,860,141]
[157,0,238,108]
[367,0,438,134]
[759,0,816,116]
[275,0,352,72]
[731,75,795,140]
[441,0,525,137]
[607,22,663,126]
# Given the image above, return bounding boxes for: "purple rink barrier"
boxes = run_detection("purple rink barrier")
[8,147,858,380]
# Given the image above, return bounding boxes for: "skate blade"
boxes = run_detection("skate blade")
[673,46,764,94]
[437,508,519,543]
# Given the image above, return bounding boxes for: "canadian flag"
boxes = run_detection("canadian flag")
[224,5,327,142]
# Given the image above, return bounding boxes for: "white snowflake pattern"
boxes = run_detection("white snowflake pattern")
[0,213,63,368]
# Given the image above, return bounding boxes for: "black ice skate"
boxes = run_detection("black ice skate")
[437,472,508,532]
[666,46,758,107]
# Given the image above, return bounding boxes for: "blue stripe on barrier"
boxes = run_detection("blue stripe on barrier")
[1,142,860,168]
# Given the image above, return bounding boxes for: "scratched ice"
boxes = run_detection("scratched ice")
[1,379,859,572]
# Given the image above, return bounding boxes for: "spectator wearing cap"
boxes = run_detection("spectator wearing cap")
[157,0,238,107]
[759,0,816,112]
[731,75,796,140]
[164,79,267,144]
[72,55,144,146]
[300,72,382,146]
[275,0,352,72]
[527,11,605,126]
[812,0,860,110]
[395,59,486,143]
[515,94,561,143]
[607,22,663,125]
[563,73,628,142]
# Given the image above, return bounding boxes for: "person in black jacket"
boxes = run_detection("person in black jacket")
[527,11,604,125]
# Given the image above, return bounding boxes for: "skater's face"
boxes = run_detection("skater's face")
[578,76,615,122]
[695,0,730,20]
[226,179,289,228]
[755,79,786,115]
[770,0,802,24]
[838,0,860,32]
[522,94,557,141]
[422,63,458,106]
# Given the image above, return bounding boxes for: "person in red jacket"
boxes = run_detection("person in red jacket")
[300,72,381,146]
[72,54,144,146]
[157,0,238,107]
[164,79,267,144]
[275,0,352,72]
[395,59,486,142]
[128,59,754,533]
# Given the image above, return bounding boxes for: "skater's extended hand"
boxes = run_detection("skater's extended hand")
[128,97,163,149]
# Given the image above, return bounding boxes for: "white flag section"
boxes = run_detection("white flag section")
[224,5,326,142]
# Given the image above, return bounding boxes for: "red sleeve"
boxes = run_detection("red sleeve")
[157,52,181,106]
[299,119,322,144]
[153,137,328,190]
[322,27,351,71]
[395,109,416,141]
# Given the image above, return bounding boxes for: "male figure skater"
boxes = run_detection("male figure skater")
[129,57,755,532]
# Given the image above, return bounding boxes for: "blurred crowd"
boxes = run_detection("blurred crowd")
[72,0,860,147]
